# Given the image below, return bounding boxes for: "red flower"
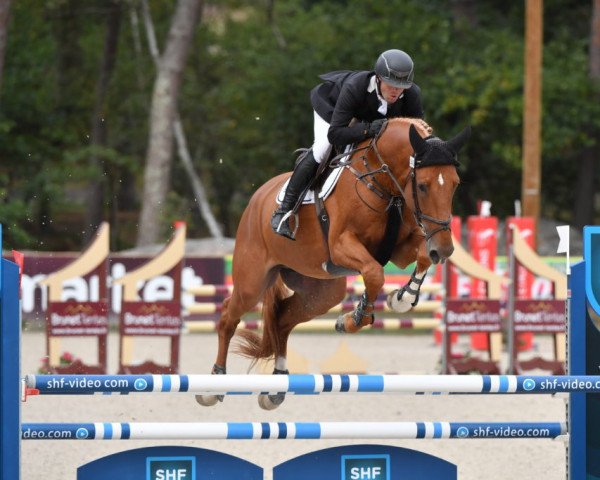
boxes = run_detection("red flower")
[60,352,74,363]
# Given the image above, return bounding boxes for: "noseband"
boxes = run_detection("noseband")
[332,129,452,242]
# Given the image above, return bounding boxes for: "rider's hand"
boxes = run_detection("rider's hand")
[365,118,386,138]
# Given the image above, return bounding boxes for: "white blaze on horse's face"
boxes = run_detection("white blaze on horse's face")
[438,173,444,186]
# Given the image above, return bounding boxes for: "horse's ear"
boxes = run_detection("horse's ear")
[409,124,428,156]
[446,125,471,153]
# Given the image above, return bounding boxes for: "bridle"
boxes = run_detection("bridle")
[331,124,452,242]
[408,164,452,241]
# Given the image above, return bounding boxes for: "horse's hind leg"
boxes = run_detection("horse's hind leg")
[270,273,347,371]
[196,268,275,407]
[257,274,347,410]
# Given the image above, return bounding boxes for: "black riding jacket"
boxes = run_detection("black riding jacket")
[310,70,424,147]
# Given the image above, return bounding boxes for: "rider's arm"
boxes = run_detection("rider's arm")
[327,83,372,147]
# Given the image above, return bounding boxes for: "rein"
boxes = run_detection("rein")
[331,124,451,241]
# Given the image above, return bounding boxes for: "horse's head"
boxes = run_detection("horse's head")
[345,119,469,265]
[405,123,470,264]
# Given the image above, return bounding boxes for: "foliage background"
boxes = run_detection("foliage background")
[0,0,598,250]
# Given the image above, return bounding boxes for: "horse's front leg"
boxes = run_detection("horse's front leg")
[387,242,432,313]
[329,232,385,333]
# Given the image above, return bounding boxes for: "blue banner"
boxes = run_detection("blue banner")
[274,444,456,480]
[77,446,262,479]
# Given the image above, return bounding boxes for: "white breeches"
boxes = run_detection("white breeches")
[312,110,332,163]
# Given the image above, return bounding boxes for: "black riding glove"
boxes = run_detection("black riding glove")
[364,118,386,138]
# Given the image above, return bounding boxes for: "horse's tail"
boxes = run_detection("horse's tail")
[235,275,287,365]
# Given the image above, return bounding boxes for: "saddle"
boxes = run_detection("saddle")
[275,160,344,206]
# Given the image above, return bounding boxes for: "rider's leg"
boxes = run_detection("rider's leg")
[271,111,331,239]
[271,150,319,239]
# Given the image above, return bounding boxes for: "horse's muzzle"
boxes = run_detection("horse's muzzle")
[427,241,454,265]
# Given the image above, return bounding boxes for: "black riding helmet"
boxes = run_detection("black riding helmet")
[374,49,414,89]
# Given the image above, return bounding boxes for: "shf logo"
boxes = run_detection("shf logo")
[146,456,195,480]
[342,454,390,480]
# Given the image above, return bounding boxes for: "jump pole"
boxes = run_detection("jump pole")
[185,282,444,297]
[23,373,600,396]
[20,421,566,440]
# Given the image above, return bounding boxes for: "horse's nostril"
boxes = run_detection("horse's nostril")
[429,250,440,264]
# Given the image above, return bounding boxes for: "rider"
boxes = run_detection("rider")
[271,49,426,240]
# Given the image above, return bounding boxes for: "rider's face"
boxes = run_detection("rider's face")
[379,80,404,104]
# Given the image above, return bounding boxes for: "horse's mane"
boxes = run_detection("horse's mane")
[388,117,433,137]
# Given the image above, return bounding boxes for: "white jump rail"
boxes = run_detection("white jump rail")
[23,374,600,395]
[21,421,567,440]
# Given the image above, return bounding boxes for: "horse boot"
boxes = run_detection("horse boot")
[271,150,320,240]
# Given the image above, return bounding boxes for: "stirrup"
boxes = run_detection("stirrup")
[273,210,299,240]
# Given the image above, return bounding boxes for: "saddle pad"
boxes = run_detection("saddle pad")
[276,165,345,205]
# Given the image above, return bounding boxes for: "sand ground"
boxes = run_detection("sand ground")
[20,330,567,479]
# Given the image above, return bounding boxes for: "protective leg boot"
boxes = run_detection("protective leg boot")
[271,150,320,240]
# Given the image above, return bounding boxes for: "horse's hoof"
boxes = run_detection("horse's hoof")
[195,394,223,407]
[387,290,414,313]
[258,393,285,410]
[335,315,346,333]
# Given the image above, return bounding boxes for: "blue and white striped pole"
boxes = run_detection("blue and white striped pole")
[24,374,600,395]
[21,421,567,440]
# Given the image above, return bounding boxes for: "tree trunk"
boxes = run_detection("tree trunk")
[137,0,202,246]
[83,0,121,244]
[0,0,11,99]
[140,0,222,239]
[573,0,600,228]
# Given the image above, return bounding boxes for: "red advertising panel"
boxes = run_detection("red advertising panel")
[445,299,502,333]
[513,300,565,333]
[448,217,461,298]
[433,217,461,297]
[467,216,498,350]
[506,217,536,298]
[47,302,108,336]
[467,216,498,298]
[120,301,181,336]
[433,217,461,345]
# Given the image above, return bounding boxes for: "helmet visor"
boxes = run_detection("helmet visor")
[380,68,414,89]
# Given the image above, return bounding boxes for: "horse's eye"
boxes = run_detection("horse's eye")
[418,184,427,193]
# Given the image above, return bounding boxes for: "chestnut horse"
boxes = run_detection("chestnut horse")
[197,118,470,409]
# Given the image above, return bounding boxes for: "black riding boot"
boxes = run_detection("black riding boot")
[271,150,320,240]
